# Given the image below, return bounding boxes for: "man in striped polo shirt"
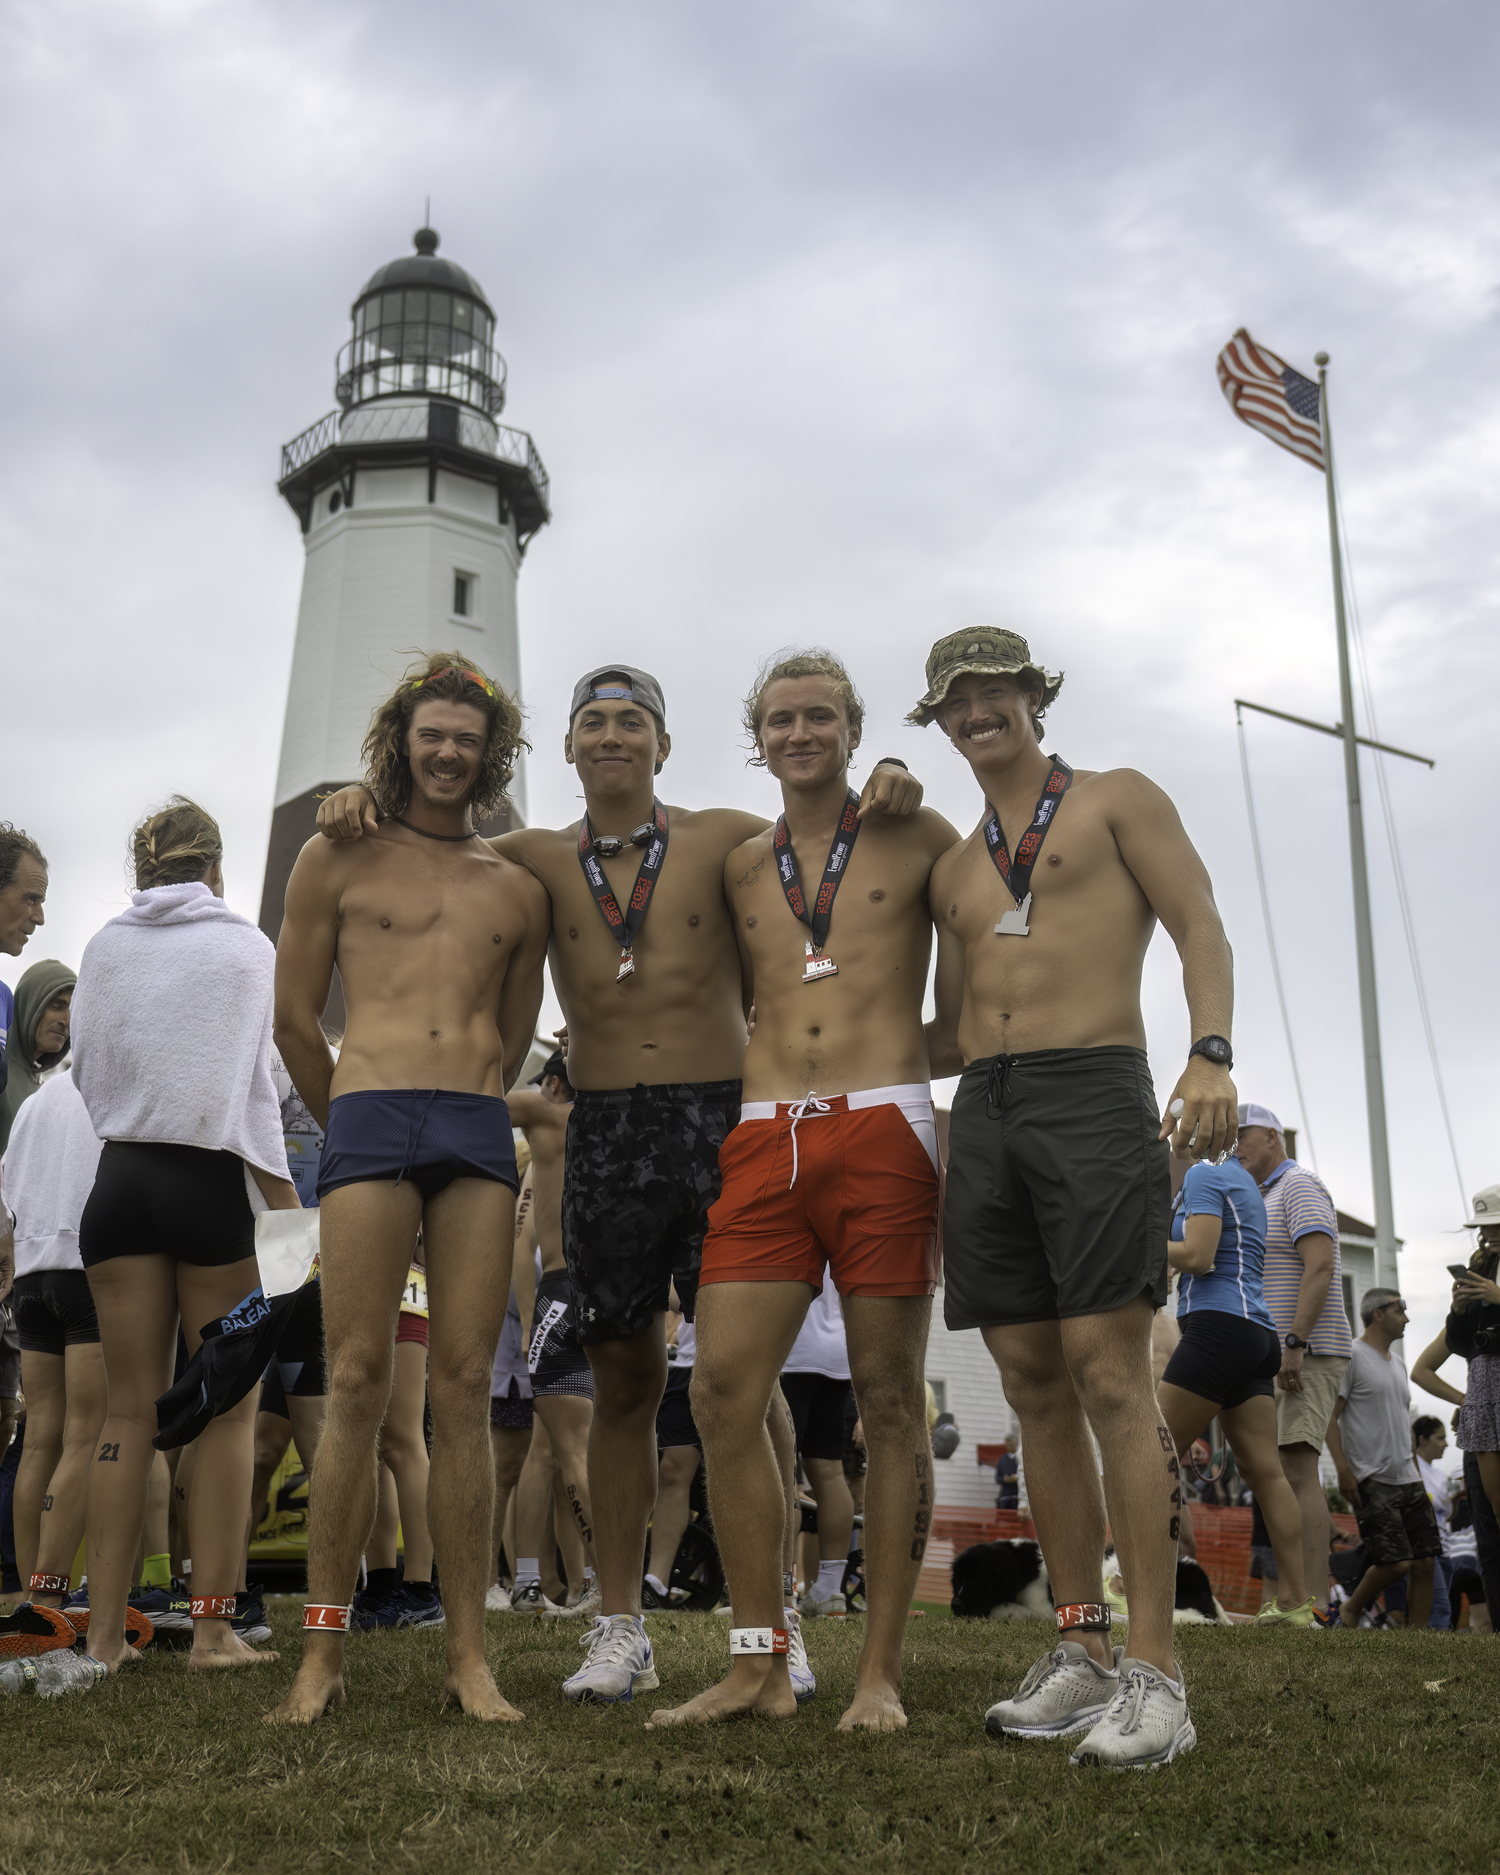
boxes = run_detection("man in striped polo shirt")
[1235,1103,1350,1621]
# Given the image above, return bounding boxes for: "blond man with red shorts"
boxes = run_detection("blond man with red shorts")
[646,653,958,1735]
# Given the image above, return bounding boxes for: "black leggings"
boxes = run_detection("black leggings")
[79,1141,256,1269]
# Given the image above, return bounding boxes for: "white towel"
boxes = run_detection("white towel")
[70,882,289,1183]
[0,1072,104,1276]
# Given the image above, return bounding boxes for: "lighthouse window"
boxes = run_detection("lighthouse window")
[453,572,474,618]
[452,298,473,333]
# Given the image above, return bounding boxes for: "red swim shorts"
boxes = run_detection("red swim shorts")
[700,1090,939,1298]
[395,1311,429,1348]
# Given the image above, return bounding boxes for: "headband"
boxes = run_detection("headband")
[411,667,496,698]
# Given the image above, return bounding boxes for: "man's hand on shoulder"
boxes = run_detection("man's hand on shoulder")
[857,762,923,820]
[317,785,380,841]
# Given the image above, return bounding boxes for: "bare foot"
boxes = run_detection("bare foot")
[189,1641,282,1671]
[439,1659,525,1722]
[94,1644,149,1676]
[837,1682,908,1732]
[646,1666,797,1729]
[262,1662,347,1725]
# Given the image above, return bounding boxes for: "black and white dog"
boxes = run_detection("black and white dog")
[951,1538,1228,1625]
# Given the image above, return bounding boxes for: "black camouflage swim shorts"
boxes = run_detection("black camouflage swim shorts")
[1354,1477,1442,1567]
[562,1080,741,1345]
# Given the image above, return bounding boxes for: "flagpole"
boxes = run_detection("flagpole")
[1315,351,1398,1291]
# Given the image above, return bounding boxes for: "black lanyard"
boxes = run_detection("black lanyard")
[577,800,668,979]
[774,790,861,955]
[984,759,1072,905]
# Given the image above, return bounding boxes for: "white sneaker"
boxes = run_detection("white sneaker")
[562,1615,660,1704]
[509,1582,546,1614]
[984,1641,1122,1739]
[485,1584,512,1613]
[797,1586,847,1618]
[1069,1658,1196,1770]
[784,1609,816,1703]
[543,1585,602,1620]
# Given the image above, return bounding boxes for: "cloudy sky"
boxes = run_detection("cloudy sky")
[4,0,1497,1372]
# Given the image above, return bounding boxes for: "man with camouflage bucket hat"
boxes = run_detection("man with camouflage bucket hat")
[919,625,1238,1769]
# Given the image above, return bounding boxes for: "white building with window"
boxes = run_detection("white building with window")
[259,226,550,946]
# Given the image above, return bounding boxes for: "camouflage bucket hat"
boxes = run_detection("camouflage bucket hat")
[906,627,1064,727]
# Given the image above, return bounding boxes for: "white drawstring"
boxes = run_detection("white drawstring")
[786,1093,832,1188]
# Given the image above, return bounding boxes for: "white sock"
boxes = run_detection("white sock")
[816,1559,846,1598]
[516,1559,541,1587]
[645,1573,669,1597]
[583,1567,596,1587]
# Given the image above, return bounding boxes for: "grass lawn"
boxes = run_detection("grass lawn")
[0,1602,1494,1874]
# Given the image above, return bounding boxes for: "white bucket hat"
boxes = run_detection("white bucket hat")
[1464,1183,1500,1229]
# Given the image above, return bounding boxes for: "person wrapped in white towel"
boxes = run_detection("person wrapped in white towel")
[71,796,300,1676]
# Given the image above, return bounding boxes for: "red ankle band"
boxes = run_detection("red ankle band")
[29,1573,70,1595]
[729,1625,789,1656]
[1056,1602,1113,1633]
[303,1603,352,1632]
[190,1595,236,1620]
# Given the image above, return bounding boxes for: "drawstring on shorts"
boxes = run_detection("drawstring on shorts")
[985,1055,1018,1117]
[785,1093,832,1188]
[395,1089,440,1187]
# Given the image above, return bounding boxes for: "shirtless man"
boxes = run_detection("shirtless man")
[316,663,920,1701]
[647,652,958,1735]
[265,653,549,1725]
[504,1051,601,1615]
[919,627,1236,1770]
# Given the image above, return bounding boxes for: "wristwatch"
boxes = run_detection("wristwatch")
[1188,1035,1234,1071]
[1283,1332,1308,1351]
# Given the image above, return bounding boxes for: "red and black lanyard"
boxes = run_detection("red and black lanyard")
[576,800,669,979]
[983,759,1072,903]
[774,790,862,956]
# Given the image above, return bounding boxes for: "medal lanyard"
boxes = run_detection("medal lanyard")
[984,759,1072,904]
[774,790,862,955]
[577,800,669,974]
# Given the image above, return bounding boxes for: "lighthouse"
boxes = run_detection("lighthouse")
[258,226,550,939]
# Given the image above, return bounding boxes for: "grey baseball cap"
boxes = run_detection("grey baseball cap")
[568,664,667,730]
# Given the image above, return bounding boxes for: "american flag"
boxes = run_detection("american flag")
[1216,327,1325,471]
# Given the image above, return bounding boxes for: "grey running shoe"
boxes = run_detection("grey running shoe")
[509,1583,546,1614]
[785,1608,816,1703]
[562,1615,659,1703]
[797,1586,847,1618]
[1069,1658,1196,1770]
[542,1585,602,1619]
[984,1641,1122,1739]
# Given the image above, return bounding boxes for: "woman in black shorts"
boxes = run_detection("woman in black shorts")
[1156,1154,1315,1625]
[71,798,301,1674]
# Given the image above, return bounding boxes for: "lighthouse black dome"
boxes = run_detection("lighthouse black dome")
[354,227,494,317]
[338,226,506,416]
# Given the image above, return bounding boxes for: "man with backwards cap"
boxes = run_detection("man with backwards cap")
[919,626,1236,1770]
[318,665,920,1702]
[1234,1104,1349,1624]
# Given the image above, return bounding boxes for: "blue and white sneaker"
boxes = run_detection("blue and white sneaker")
[562,1615,659,1703]
[394,1586,446,1630]
[785,1609,815,1703]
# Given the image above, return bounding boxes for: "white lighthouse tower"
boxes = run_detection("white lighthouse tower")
[259,225,550,940]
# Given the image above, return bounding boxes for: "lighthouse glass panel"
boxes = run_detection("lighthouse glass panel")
[343,291,503,412]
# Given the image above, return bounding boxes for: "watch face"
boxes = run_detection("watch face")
[1198,1037,1231,1063]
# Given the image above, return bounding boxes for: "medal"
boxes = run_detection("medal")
[576,800,669,980]
[984,759,1072,938]
[775,790,862,984]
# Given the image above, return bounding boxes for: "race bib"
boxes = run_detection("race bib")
[400,1266,429,1319]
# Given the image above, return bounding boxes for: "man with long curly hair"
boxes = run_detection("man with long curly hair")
[315,659,921,1704]
[266,652,549,1725]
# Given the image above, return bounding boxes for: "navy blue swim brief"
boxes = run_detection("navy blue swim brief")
[317,1089,519,1202]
